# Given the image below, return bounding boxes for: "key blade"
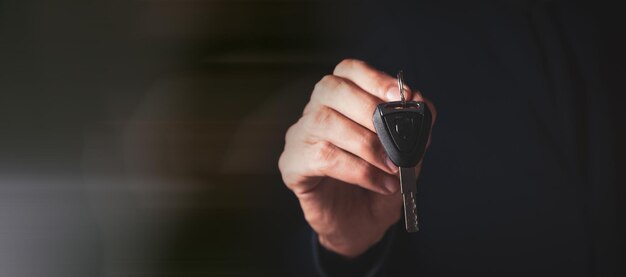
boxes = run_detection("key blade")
[399,167,419,232]
[403,192,419,232]
[399,167,417,194]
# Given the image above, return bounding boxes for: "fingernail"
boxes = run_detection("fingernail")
[385,87,400,102]
[386,157,398,173]
[384,176,399,194]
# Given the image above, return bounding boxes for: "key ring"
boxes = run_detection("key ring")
[397,71,406,105]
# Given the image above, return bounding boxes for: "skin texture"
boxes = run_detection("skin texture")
[278,59,436,258]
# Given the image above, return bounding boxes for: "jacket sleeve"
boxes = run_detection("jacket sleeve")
[312,226,397,277]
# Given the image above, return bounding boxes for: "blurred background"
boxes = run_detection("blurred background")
[2,1,626,276]
[0,0,379,276]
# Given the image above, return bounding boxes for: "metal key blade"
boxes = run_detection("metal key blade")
[400,167,419,232]
[372,71,431,233]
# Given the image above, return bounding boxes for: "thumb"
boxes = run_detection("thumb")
[384,79,413,102]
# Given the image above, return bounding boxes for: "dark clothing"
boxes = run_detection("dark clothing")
[288,1,626,276]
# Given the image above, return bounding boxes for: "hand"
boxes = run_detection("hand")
[278,59,436,258]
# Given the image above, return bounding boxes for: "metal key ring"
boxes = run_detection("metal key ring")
[397,71,406,105]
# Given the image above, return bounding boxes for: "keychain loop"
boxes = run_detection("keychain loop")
[397,71,407,105]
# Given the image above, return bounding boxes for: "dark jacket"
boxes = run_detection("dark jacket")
[287,1,626,276]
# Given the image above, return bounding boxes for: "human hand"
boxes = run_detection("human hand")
[278,59,436,257]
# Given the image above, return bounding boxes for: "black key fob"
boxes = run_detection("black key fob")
[373,101,432,168]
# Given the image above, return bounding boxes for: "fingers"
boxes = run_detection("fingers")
[315,144,398,195]
[309,75,382,132]
[309,59,430,132]
[294,140,399,195]
[333,59,417,102]
[411,88,425,103]
[301,106,397,175]
[278,58,437,198]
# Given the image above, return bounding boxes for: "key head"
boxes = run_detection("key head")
[373,101,432,168]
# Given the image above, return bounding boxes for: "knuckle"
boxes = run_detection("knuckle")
[315,141,335,161]
[311,106,334,127]
[277,151,288,174]
[278,152,295,186]
[284,123,298,142]
[324,75,343,91]
[334,58,365,74]
[302,102,314,115]
[313,141,337,170]
[315,75,340,91]
[278,146,309,192]
[301,115,315,132]
[312,75,340,103]
[301,114,317,132]
[300,110,334,141]
[281,173,300,192]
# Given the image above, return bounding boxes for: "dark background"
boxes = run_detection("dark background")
[0,0,364,276]
[1,1,625,276]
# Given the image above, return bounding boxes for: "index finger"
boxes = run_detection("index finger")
[333,59,415,102]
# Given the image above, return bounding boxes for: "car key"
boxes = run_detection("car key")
[372,71,432,232]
